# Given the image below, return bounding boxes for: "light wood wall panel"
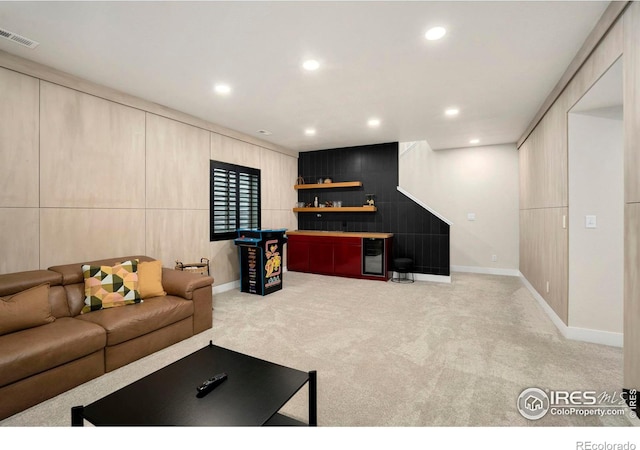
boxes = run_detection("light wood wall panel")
[517,2,629,148]
[520,12,625,328]
[145,114,210,210]
[518,130,534,209]
[545,207,569,323]
[0,50,296,159]
[39,82,146,208]
[210,132,261,169]
[208,133,300,284]
[540,99,569,208]
[520,20,622,210]
[0,68,39,208]
[624,3,640,203]
[0,51,298,280]
[39,208,146,269]
[0,208,39,273]
[210,241,240,287]
[145,209,209,269]
[625,203,640,390]
[564,19,624,111]
[624,1,640,393]
[519,98,569,210]
[261,209,298,234]
[520,208,568,323]
[260,148,298,212]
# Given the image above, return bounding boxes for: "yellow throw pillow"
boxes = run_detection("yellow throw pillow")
[0,283,55,335]
[138,260,166,299]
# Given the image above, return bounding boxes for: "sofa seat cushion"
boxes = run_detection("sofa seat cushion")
[0,317,106,388]
[75,295,194,346]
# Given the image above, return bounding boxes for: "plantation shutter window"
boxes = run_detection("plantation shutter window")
[210,161,261,241]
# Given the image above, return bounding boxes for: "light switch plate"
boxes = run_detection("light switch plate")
[467,213,476,221]
[585,215,597,229]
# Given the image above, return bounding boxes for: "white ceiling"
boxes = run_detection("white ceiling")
[0,1,610,153]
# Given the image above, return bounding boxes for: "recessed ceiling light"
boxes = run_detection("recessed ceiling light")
[214,84,231,95]
[425,26,447,41]
[445,108,459,116]
[303,60,320,71]
[305,128,316,136]
[469,139,480,144]
[368,118,381,128]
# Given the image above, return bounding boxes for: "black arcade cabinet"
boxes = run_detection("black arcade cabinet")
[234,228,287,296]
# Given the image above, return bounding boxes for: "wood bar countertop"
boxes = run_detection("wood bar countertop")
[285,230,393,239]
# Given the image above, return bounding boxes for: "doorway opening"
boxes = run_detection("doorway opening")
[567,57,623,340]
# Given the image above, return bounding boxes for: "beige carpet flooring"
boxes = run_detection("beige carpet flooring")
[0,271,633,427]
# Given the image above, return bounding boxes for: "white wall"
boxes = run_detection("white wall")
[399,141,519,272]
[568,112,623,333]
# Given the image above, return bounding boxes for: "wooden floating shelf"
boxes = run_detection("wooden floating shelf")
[293,206,377,213]
[294,181,362,190]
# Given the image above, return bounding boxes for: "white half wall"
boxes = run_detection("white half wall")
[568,112,623,333]
[399,141,519,271]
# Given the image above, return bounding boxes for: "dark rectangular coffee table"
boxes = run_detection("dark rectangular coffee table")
[71,341,317,426]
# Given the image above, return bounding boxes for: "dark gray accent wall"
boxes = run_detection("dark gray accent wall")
[297,142,450,276]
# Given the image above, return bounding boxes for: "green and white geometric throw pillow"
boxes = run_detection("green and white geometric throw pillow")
[81,260,142,314]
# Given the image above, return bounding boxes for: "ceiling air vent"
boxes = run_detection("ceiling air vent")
[0,27,39,49]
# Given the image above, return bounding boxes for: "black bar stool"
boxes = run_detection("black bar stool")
[392,258,414,283]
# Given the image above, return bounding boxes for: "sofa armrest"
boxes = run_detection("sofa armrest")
[162,268,214,300]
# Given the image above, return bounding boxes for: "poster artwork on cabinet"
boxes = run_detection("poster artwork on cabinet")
[264,239,282,289]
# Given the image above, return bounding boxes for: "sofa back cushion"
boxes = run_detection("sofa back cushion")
[48,255,154,284]
[64,284,86,317]
[0,270,61,297]
[0,284,55,335]
[49,285,72,318]
[0,269,69,319]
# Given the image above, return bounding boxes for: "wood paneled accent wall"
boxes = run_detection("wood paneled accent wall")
[0,51,298,286]
[519,2,640,394]
[624,1,640,398]
[40,81,147,209]
[0,67,39,273]
[519,17,623,325]
[519,208,568,322]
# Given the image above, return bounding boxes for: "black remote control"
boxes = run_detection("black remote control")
[196,372,227,398]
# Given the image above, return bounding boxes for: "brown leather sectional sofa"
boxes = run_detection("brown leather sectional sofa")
[0,255,213,421]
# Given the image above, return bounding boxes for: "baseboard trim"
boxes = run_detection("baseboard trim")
[212,280,240,295]
[451,265,520,277]
[412,273,451,284]
[518,272,623,348]
[212,267,288,295]
[564,326,623,348]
